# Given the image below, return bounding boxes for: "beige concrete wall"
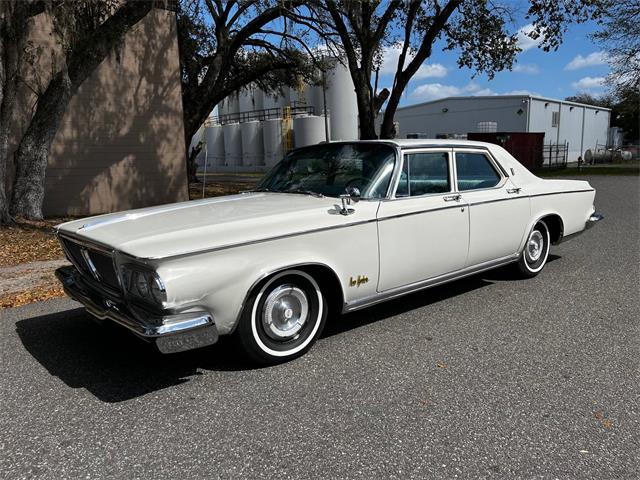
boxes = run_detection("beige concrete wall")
[9,7,188,216]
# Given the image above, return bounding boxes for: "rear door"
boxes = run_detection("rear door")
[454,149,530,266]
[377,149,469,292]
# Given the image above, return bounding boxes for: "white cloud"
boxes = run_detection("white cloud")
[380,44,448,79]
[409,82,543,102]
[516,24,543,52]
[513,63,540,74]
[503,89,539,96]
[565,51,609,70]
[410,82,497,101]
[571,76,606,90]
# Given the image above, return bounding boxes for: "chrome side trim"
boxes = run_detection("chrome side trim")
[529,189,594,198]
[343,254,519,312]
[377,203,462,222]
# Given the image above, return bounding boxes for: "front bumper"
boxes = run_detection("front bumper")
[55,266,218,353]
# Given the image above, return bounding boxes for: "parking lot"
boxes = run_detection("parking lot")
[1,175,638,479]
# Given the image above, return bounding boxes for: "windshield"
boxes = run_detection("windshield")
[256,143,396,199]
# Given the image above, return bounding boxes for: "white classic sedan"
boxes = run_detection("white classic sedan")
[56,139,602,363]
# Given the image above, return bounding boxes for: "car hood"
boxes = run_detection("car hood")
[57,193,373,260]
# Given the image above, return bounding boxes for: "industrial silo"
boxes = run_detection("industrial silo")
[239,87,264,113]
[263,119,283,167]
[263,91,289,112]
[325,61,358,141]
[219,93,240,117]
[204,125,225,167]
[241,121,264,167]
[293,115,325,148]
[222,123,242,166]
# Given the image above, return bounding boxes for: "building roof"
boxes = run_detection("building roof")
[396,95,612,112]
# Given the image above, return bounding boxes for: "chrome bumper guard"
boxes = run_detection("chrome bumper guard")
[55,266,218,354]
[585,212,604,229]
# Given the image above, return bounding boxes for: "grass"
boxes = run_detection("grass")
[536,165,640,177]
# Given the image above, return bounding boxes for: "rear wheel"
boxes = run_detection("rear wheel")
[517,220,551,278]
[235,270,327,365]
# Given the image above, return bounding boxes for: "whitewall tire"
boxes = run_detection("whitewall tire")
[235,270,327,364]
[517,221,551,278]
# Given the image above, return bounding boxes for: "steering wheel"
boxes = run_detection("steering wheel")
[344,177,369,190]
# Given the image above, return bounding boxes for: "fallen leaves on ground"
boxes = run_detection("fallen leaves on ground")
[0,218,68,268]
[189,180,258,200]
[0,283,64,309]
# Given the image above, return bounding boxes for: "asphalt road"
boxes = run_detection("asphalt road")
[1,176,638,479]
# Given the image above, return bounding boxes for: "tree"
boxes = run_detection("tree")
[8,0,156,220]
[303,0,598,140]
[177,0,316,182]
[0,1,45,224]
[591,0,640,95]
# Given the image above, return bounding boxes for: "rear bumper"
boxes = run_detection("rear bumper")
[585,212,604,229]
[559,211,604,244]
[55,266,218,353]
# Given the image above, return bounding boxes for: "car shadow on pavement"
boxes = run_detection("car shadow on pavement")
[15,255,561,403]
[15,308,251,403]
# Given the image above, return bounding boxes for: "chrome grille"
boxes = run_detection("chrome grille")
[60,237,120,290]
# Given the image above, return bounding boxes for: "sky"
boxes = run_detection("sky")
[377,9,611,107]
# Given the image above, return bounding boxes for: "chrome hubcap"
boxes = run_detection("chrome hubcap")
[527,230,544,262]
[262,285,309,340]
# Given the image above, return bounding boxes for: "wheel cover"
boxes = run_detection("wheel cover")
[261,284,309,340]
[527,230,544,262]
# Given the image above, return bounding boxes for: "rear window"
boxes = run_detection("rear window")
[455,152,501,191]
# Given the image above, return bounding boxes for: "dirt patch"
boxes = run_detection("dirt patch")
[0,259,69,309]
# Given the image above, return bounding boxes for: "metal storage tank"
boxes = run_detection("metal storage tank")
[263,91,289,112]
[325,61,358,141]
[293,115,325,148]
[239,87,264,113]
[240,121,264,166]
[263,119,283,167]
[222,123,242,166]
[219,93,240,116]
[204,125,225,167]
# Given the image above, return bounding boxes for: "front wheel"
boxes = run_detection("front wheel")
[516,220,551,278]
[235,270,327,365]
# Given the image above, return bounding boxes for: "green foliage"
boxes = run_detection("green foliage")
[591,0,640,94]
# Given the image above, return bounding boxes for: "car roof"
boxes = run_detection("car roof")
[328,139,494,149]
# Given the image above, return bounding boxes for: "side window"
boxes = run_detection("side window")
[396,152,450,197]
[455,152,501,191]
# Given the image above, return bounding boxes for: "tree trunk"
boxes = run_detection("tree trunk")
[351,70,377,140]
[0,34,12,224]
[10,72,71,220]
[379,78,407,139]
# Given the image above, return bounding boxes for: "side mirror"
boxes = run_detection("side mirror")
[345,186,361,203]
[339,187,360,216]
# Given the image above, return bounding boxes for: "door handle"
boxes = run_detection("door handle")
[443,194,461,202]
[506,187,521,194]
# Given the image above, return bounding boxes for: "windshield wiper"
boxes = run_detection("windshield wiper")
[282,189,324,198]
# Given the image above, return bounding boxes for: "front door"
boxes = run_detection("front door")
[377,149,470,292]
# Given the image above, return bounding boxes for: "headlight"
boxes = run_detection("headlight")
[121,264,167,306]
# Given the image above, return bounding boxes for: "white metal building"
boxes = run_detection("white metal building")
[394,95,611,163]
